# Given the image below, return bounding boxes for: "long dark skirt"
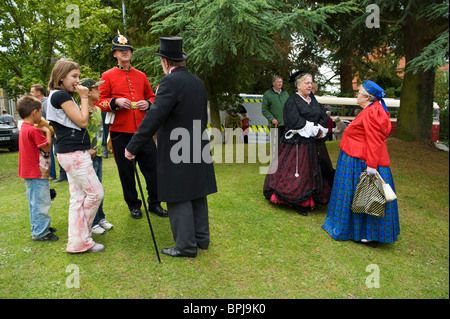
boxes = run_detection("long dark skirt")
[263,139,334,210]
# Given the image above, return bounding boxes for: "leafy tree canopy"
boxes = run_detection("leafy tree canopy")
[0,0,120,97]
[132,0,356,127]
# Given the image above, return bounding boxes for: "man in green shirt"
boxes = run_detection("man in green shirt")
[261,76,289,144]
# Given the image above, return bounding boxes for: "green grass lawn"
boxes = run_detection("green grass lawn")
[0,138,448,299]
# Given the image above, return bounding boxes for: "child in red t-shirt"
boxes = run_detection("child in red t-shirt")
[17,96,58,241]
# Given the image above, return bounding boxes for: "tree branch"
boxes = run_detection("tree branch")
[0,52,22,77]
[4,0,28,52]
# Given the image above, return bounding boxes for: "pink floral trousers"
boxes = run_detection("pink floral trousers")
[58,150,104,253]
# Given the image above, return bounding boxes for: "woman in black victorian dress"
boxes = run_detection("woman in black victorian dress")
[263,72,334,215]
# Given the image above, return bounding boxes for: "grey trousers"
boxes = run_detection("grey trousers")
[167,196,210,255]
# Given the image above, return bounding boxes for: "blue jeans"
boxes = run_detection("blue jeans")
[25,179,52,239]
[92,156,105,226]
[49,140,56,179]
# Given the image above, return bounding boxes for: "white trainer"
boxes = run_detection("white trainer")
[92,224,106,235]
[99,219,113,230]
[87,243,105,252]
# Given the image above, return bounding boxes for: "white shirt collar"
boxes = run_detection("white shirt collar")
[169,66,182,74]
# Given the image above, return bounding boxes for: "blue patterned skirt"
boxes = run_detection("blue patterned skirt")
[321,150,400,243]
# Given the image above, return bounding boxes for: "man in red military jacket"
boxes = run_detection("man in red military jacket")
[96,34,167,219]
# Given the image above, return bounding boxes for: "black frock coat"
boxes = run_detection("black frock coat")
[126,67,217,203]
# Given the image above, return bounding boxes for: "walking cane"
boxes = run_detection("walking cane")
[132,159,161,263]
[272,123,278,162]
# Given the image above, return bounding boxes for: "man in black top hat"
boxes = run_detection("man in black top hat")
[125,37,217,258]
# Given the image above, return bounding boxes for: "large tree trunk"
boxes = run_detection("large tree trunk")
[340,57,354,96]
[204,78,222,131]
[394,17,436,142]
[209,97,222,130]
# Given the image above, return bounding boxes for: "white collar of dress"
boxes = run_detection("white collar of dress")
[296,92,311,104]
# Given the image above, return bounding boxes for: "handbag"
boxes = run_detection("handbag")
[351,171,386,218]
[375,171,397,202]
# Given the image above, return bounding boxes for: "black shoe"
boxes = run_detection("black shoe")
[49,227,57,233]
[53,177,67,183]
[130,208,142,219]
[360,240,378,248]
[197,243,209,250]
[161,247,197,258]
[50,189,57,200]
[297,208,308,216]
[149,205,168,218]
[33,232,59,241]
